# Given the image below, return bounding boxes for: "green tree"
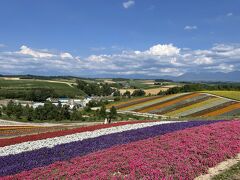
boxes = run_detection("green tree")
[123,91,131,98]
[71,107,83,121]
[76,80,87,90]
[60,105,70,120]
[113,90,121,97]
[132,89,146,96]
[108,106,117,123]
[24,104,34,121]
[34,106,45,120]
[14,103,23,119]
[6,100,15,117]
[27,89,56,102]
[101,83,113,96]
[99,105,107,119]
[84,105,91,112]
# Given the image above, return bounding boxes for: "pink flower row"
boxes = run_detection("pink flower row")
[3,120,240,180]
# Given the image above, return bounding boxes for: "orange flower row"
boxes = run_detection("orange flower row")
[137,93,200,113]
[201,102,240,117]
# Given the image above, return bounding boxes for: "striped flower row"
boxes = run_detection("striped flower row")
[0,120,219,177]
[0,120,156,147]
[0,121,172,156]
[3,120,240,179]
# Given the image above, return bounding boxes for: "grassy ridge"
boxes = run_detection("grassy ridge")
[202,91,240,101]
[0,79,72,88]
[0,79,85,98]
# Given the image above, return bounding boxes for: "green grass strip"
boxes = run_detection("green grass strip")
[202,91,240,101]
[212,161,240,180]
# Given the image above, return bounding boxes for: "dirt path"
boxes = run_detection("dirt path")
[195,153,240,180]
[37,80,77,87]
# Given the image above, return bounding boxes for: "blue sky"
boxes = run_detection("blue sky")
[0,0,240,77]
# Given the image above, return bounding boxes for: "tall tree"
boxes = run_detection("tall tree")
[108,106,117,123]
[14,103,23,119]
[99,105,107,119]
[71,107,83,121]
[24,104,34,121]
[6,100,15,117]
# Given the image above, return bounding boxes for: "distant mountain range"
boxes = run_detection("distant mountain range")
[93,71,240,82]
[172,71,240,82]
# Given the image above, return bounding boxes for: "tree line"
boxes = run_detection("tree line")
[114,89,146,98]
[1,101,73,121]
[0,88,57,102]
[76,80,115,96]
[0,100,117,122]
[76,80,146,97]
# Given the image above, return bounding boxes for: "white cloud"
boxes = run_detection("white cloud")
[205,63,235,73]
[212,44,240,58]
[123,0,135,9]
[194,57,213,65]
[146,44,180,56]
[0,43,240,77]
[184,25,198,30]
[60,52,73,59]
[18,45,54,58]
[227,12,233,17]
[87,55,109,62]
[212,44,234,51]
[170,58,184,66]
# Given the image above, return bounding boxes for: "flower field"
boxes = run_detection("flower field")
[120,93,187,111]
[0,126,78,138]
[113,92,240,118]
[0,120,239,179]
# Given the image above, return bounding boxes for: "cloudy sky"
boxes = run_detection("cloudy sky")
[0,0,240,77]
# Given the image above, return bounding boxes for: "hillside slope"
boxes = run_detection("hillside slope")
[113,92,240,118]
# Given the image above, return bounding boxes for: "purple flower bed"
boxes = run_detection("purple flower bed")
[0,120,221,177]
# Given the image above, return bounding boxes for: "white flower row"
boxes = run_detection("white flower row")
[0,121,176,157]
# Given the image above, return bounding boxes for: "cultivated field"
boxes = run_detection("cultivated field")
[0,79,85,98]
[202,90,240,101]
[119,85,177,95]
[112,92,240,118]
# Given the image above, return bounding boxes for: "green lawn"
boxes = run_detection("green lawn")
[202,91,240,101]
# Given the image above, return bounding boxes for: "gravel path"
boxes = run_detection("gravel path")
[195,153,240,180]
